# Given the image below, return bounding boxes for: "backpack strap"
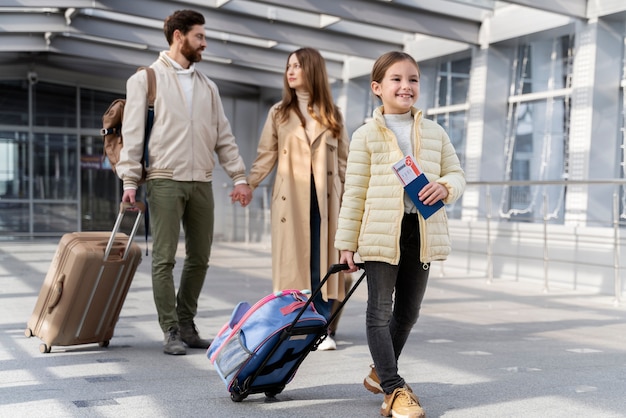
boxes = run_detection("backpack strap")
[144,67,156,108]
[137,66,156,256]
[139,67,155,169]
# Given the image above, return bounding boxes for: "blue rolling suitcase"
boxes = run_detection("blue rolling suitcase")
[207,263,365,402]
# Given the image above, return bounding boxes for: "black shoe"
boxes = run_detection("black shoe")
[179,322,212,349]
[163,327,186,355]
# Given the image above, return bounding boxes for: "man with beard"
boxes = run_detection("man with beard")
[116,9,251,355]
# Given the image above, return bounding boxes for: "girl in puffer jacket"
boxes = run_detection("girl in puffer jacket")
[335,51,465,418]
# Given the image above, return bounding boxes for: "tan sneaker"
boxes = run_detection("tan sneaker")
[364,364,383,394]
[380,386,425,418]
[364,364,412,395]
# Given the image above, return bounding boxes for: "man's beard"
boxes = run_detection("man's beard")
[181,38,202,63]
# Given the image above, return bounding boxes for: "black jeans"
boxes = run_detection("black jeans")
[310,175,332,320]
[365,213,430,394]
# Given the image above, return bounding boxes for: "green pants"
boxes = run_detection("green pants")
[146,179,214,332]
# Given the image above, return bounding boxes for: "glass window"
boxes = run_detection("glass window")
[514,45,533,95]
[0,202,29,234]
[616,33,626,222]
[451,58,471,74]
[81,89,121,129]
[503,34,572,224]
[0,80,29,126]
[436,57,471,107]
[436,112,466,168]
[34,203,78,233]
[0,131,29,199]
[512,36,573,96]
[511,99,568,183]
[451,76,469,104]
[33,82,77,127]
[33,133,78,200]
[438,77,448,107]
[80,134,121,231]
[435,111,466,220]
[432,56,470,219]
[0,79,131,238]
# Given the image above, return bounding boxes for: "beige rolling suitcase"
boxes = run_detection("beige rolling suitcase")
[25,202,144,353]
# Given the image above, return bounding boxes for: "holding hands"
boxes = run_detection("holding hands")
[230,184,253,207]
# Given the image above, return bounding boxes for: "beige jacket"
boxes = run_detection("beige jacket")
[117,52,246,189]
[247,104,350,300]
[335,106,465,264]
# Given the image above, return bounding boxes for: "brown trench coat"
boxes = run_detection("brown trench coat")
[247,104,350,301]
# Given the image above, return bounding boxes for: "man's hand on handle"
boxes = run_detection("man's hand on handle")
[122,189,137,204]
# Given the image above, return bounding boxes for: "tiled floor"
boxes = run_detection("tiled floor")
[1,239,625,417]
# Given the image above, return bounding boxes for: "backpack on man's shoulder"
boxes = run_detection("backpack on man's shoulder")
[101,67,156,184]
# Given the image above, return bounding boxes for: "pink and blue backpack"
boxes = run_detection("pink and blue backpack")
[207,288,327,398]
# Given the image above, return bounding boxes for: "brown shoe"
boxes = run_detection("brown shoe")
[179,322,212,349]
[364,364,383,394]
[364,364,412,395]
[163,327,186,355]
[380,386,425,418]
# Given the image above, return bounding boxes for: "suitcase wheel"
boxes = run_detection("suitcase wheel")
[24,328,33,338]
[229,378,248,402]
[99,340,110,348]
[39,343,51,354]
[265,385,284,399]
[230,391,247,402]
[264,391,280,401]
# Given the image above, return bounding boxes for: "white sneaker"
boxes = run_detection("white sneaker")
[317,335,337,351]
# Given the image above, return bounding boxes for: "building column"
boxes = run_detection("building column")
[565,18,622,226]
[462,44,511,221]
[565,19,598,225]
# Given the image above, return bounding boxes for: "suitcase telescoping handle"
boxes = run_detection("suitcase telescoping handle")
[287,263,366,333]
[103,202,146,262]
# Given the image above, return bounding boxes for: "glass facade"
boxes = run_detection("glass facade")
[80,134,121,231]
[501,35,574,223]
[34,82,77,127]
[0,80,121,237]
[430,56,471,219]
[0,131,28,199]
[80,89,123,231]
[621,36,626,221]
[0,15,622,239]
[437,58,471,108]
[32,133,78,201]
[0,80,29,126]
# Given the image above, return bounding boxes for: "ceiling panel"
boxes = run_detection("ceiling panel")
[1,0,621,90]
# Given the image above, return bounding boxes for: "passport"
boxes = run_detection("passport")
[392,154,444,220]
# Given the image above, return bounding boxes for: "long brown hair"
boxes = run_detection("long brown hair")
[276,47,343,138]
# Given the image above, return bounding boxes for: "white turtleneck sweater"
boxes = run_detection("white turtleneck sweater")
[296,91,317,143]
[384,110,417,214]
[163,53,195,117]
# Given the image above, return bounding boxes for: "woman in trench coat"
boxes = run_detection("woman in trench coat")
[243,48,349,349]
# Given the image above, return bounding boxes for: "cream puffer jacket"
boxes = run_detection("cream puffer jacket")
[335,106,465,265]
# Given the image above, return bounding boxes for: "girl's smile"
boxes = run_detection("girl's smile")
[371,60,420,114]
